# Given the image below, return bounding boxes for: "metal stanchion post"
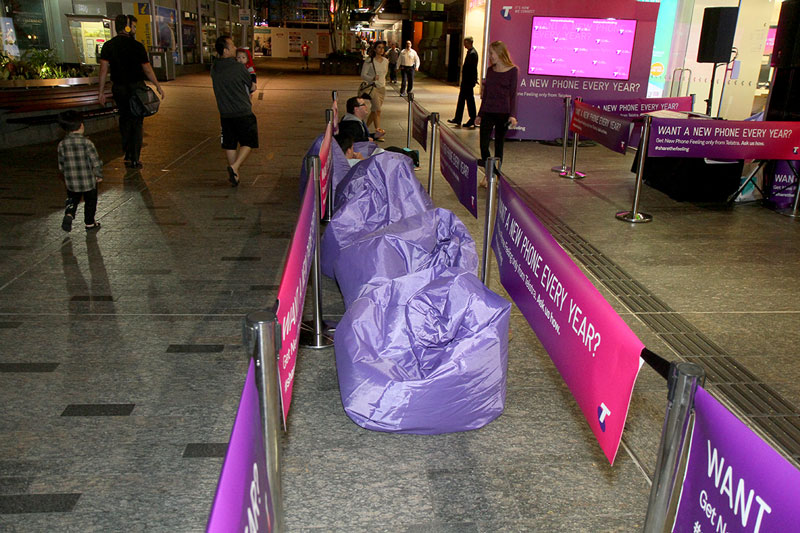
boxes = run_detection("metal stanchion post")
[616,116,654,223]
[323,110,334,223]
[406,92,414,149]
[643,362,705,533]
[427,113,439,196]
[300,156,334,348]
[325,108,332,124]
[559,131,586,179]
[551,96,572,173]
[244,310,285,532]
[481,157,499,284]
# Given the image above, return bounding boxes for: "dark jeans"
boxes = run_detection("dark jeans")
[479,112,510,163]
[400,66,415,93]
[388,62,397,82]
[112,82,145,163]
[454,84,476,123]
[65,188,98,225]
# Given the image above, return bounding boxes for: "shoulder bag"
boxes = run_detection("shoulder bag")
[130,85,160,118]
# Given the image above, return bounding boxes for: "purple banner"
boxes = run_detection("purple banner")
[767,161,799,209]
[318,122,334,215]
[489,0,659,141]
[570,101,632,154]
[207,359,275,533]
[491,177,643,464]
[439,126,478,218]
[648,118,800,160]
[412,100,428,151]
[672,386,800,533]
[276,176,317,423]
[584,96,693,119]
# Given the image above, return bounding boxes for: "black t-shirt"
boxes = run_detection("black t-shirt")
[100,35,148,85]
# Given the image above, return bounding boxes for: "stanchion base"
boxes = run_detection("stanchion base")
[616,211,653,223]
[559,170,586,180]
[299,320,335,349]
[776,208,800,218]
[551,165,567,173]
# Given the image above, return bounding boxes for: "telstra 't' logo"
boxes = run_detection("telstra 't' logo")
[597,403,611,432]
[500,6,512,20]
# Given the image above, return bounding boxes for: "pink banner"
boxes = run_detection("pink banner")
[276,178,317,423]
[648,118,800,160]
[570,101,633,154]
[318,122,334,214]
[332,95,339,135]
[206,359,275,532]
[584,96,693,119]
[412,100,429,151]
[491,176,643,464]
[439,125,478,218]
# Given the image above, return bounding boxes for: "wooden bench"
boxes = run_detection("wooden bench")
[0,83,116,125]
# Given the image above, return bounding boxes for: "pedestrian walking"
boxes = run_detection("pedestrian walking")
[301,41,310,70]
[98,14,165,169]
[447,37,479,128]
[398,40,420,96]
[361,41,388,139]
[386,42,399,84]
[475,40,518,187]
[211,35,258,187]
[57,111,103,232]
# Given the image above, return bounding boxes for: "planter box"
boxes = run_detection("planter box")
[0,77,103,89]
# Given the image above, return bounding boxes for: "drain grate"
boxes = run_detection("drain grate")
[509,183,800,464]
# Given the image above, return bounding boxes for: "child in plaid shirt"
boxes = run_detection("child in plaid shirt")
[57,111,103,232]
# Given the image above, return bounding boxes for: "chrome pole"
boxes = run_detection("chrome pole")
[481,157,499,284]
[406,92,414,149]
[427,113,439,196]
[244,310,285,532]
[616,116,653,223]
[551,96,572,173]
[643,362,705,533]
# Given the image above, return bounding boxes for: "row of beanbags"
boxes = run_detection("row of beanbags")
[335,265,511,434]
[321,152,433,278]
[334,207,479,308]
[298,132,352,201]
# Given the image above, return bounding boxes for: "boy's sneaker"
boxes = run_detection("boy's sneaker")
[61,214,73,232]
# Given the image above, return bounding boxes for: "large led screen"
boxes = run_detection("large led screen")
[528,17,637,80]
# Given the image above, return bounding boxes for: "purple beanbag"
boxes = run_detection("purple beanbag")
[321,151,433,278]
[334,208,478,308]
[334,266,511,434]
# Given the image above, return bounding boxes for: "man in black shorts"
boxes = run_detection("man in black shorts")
[211,35,258,186]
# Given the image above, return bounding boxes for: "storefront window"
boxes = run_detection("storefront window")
[1,0,50,57]
[67,17,112,65]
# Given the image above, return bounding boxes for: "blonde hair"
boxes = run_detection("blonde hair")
[489,40,516,69]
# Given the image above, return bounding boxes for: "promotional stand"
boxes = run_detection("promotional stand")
[481,157,500,284]
[299,155,334,348]
[552,96,572,174]
[616,116,653,223]
[643,362,705,532]
[244,310,285,532]
[427,113,439,196]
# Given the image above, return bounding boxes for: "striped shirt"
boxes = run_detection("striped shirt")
[57,133,103,192]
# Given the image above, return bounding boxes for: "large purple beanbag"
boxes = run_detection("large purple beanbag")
[321,152,433,278]
[335,266,511,434]
[299,133,351,200]
[334,208,478,308]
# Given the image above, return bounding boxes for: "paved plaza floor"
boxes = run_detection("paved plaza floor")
[1,58,798,531]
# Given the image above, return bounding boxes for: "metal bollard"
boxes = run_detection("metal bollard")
[643,362,705,533]
[244,310,285,532]
[325,108,333,124]
[406,92,414,149]
[324,110,334,223]
[427,113,439,196]
[481,157,500,284]
[551,96,572,173]
[300,156,334,348]
[616,116,654,223]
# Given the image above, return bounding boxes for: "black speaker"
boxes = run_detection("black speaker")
[696,7,738,63]
[772,0,800,68]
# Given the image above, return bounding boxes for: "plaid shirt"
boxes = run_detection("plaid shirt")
[57,133,103,192]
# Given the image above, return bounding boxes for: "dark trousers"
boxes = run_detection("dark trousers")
[303,55,309,68]
[388,62,397,83]
[112,82,145,163]
[65,188,98,225]
[400,66,414,93]
[479,112,510,163]
[454,84,476,123]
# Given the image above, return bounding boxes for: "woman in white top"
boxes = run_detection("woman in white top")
[360,41,388,138]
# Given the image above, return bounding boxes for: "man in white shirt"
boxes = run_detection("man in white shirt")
[398,40,420,96]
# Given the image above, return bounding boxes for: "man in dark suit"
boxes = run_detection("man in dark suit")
[448,37,479,128]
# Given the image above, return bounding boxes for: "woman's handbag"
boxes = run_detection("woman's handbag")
[130,85,160,117]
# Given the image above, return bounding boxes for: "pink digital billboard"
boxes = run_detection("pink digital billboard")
[528,17,637,80]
